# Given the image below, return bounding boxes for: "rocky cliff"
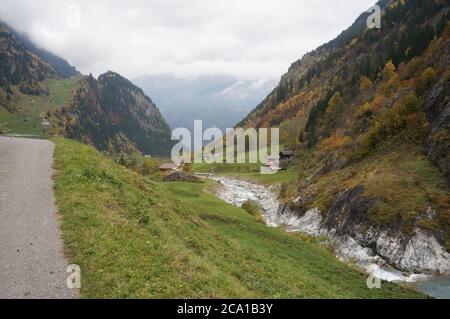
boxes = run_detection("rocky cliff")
[279,187,450,275]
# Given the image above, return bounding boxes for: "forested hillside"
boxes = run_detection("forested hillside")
[50,72,173,157]
[0,20,82,136]
[240,0,450,255]
[9,29,80,78]
[0,20,57,98]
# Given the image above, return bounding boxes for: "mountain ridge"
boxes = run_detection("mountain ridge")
[50,71,173,157]
[239,0,448,128]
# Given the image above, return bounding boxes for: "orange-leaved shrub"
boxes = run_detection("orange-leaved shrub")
[357,94,428,157]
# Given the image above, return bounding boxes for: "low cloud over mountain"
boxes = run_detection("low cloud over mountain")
[133,74,277,134]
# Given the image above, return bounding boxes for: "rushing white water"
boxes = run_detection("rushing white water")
[212,177,280,227]
[211,176,432,283]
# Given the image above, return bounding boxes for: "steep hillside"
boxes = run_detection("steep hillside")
[0,21,58,97]
[240,0,448,129]
[53,138,423,298]
[0,20,83,136]
[0,18,79,78]
[50,72,173,157]
[239,0,450,271]
[11,33,79,78]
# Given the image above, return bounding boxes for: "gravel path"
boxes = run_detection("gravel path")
[0,136,75,299]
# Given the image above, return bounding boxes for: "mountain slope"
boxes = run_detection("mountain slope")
[0,19,85,137]
[239,0,450,271]
[12,32,79,79]
[50,72,173,157]
[0,18,79,78]
[0,21,58,97]
[0,19,84,137]
[241,0,448,129]
[0,20,172,157]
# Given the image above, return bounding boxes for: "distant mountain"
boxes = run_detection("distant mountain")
[0,20,57,96]
[50,72,173,157]
[0,18,79,78]
[133,74,277,135]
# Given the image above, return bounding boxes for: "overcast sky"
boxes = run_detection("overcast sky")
[0,0,376,81]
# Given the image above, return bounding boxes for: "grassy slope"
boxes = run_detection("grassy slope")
[292,140,450,249]
[0,105,44,136]
[53,138,423,298]
[0,76,84,136]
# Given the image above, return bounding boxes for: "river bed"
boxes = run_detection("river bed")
[210,175,450,299]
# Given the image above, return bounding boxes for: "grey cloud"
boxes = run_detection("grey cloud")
[0,0,376,80]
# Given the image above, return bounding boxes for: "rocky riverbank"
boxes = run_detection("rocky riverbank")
[211,176,450,284]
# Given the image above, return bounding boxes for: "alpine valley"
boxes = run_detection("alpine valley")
[0,0,449,300]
